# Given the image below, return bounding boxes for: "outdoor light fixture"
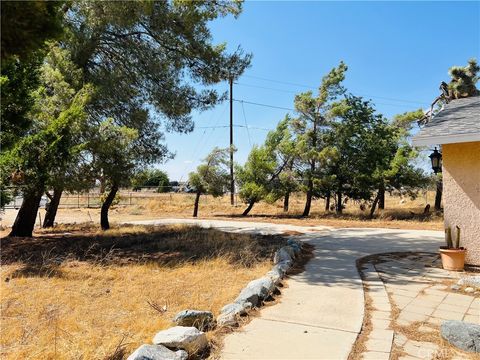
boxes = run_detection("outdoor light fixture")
[429,147,442,174]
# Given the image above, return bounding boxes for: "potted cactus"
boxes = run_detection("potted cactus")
[439,226,466,271]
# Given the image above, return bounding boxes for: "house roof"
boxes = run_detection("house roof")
[412,95,480,146]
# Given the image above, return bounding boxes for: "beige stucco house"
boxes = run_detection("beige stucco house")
[413,95,480,266]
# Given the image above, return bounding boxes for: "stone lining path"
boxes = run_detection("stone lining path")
[128,219,444,359]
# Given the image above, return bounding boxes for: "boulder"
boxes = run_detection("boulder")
[274,247,294,264]
[235,277,276,307]
[221,302,252,316]
[458,276,480,289]
[173,310,214,331]
[127,344,188,360]
[266,267,283,285]
[283,246,296,259]
[152,326,208,354]
[440,320,480,353]
[276,261,292,274]
[286,240,302,255]
[217,312,238,327]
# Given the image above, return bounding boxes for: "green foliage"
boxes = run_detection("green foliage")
[0,87,92,196]
[189,147,230,197]
[291,62,348,201]
[264,115,300,197]
[62,0,252,166]
[1,1,64,62]
[88,119,139,189]
[236,146,279,204]
[0,55,43,149]
[132,169,170,192]
[448,58,479,99]
[325,95,398,202]
[392,109,424,132]
[1,1,65,151]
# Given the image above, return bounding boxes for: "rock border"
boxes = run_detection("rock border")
[127,237,305,360]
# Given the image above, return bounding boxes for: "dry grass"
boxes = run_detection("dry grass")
[0,224,285,360]
[1,191,443,232]
[348,276,373,360]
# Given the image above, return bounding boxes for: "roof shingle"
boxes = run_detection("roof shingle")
[412,95,480,146]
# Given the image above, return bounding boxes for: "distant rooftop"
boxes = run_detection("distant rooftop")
[412,95,480,146]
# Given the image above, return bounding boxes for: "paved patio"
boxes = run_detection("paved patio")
[360,253,479,360]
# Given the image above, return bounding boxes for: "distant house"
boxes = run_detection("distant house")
[412,96,480,266]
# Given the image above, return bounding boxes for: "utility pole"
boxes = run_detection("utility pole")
[229,77,234,205]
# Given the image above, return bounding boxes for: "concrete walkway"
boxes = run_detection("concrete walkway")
[127,219,444,360]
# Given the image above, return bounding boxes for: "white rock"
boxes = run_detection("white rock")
[173,310,213,331]
[217,312,238,327]
[127,344,188,360]
[458,276,480,289]
[221,302,251,316]
[152,326,208,354]
[464,287,475,293]
[274,247,293,264]
[235,277,276,306]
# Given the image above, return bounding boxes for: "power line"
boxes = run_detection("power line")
[233,99,295,111]
[241,101,253,148]
[197,124,272,131]
[242,74,430,106]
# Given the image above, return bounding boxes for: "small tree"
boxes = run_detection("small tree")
[88,120,138,230]
[188,147,230,217]
[263,115,299,212]
[2,88,91,237]
[132,169,170,192]
[291,61,348,216]
[236,146,287,216]
[326,95,397,214]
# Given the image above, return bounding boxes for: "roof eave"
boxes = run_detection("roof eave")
[412,133,480,146]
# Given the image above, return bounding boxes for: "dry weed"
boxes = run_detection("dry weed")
[0,225,284,360]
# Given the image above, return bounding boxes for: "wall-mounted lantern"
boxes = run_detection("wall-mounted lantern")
[429,147,442,174]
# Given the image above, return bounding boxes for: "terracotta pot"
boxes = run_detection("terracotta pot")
[439,247,466,271]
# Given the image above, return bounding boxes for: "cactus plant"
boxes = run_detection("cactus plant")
[445,227,453,248]
[454,225,461,249]
[440,225,465,271]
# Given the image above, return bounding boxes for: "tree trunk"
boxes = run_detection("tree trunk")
[369,192,380,219]
[302,179,313,217]
[378,183,385,210]
[283,191,290,212]
[336,191,342,214]
[43,187,63,228]
[193,191,201,217]
[242,200,255,216]
[9,190,43,237]
[100,183,118,230]
[325,191,331,211]
[434,179,442,211]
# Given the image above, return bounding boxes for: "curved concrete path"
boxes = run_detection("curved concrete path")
[127,219,443,360]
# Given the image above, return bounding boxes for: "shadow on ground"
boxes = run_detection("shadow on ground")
[0,225,286,279]
[287,228,444,290]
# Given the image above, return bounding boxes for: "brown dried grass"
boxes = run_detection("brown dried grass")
[0,224,285,360]
[1,191,443,232]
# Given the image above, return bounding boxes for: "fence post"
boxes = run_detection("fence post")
[87,192,90,208]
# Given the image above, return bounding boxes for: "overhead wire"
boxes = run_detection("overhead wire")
[240,101,253,148]
[241,74,430,106]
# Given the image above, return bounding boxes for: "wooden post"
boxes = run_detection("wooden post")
[229,76,234,206]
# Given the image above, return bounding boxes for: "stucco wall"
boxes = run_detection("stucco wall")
[442,141,480,266]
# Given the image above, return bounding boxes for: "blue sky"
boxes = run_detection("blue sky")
[163,1,480,181]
